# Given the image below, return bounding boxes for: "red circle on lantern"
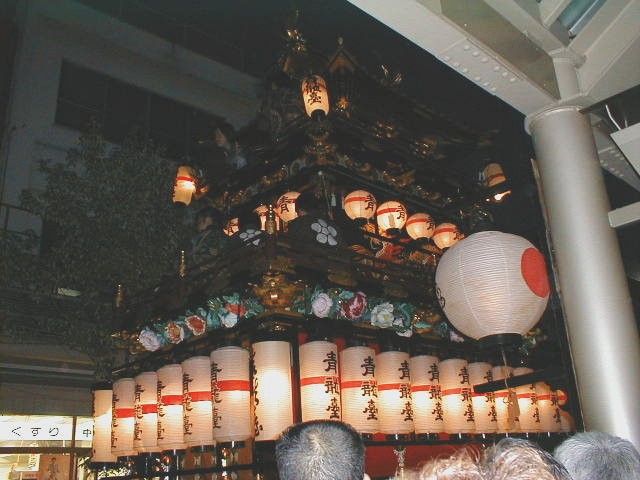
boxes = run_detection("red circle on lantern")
[521,248,550,298]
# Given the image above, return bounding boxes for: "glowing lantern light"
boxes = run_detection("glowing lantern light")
[224,218,240,236]
[409,354,443,435]
[405,213,436,240]
[300,341,341,422]
[433,223,463,249]
[172,166,197,206]
[156,364,186,451]
[376,201,407,232]
[435,231,550,347]
[210,346,252,443]
[340,345,379,435]
[468,362,498,434]
[134,372,158,454]
[301,75,330,118]
[483,163,507,187]
[538,384,562,433]
[182,356,214,447]
[111,378,137,459]
[255,205,281,231]
[276,192,301,223]
[513,366,542,433]
[344,190,377,221]
[439,358,475,434]
[376,351,414,435]
[91,383,118,464]
[252,340,293,441]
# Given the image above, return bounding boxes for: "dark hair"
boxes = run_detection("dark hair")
[216,122,236,143]
[276,420,365,480]
[294,191,319,216]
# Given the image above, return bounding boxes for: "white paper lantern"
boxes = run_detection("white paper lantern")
[490,365,519,434]
[376,351,414,435]
[276,192,301,222]
[91,385,118,464]
[376,201,407,231]
[468,362,498,434]
[435,231,550,345]
[252,340,293,441]
[134,372,159,454]
[172,166,197,206]
[344,190,377,221]
[513,367,542,433]
[559,410,575,433]
[301,75,330,118]
[432,223,463,249]
[111,378,137,458]
[300,341,341,422]
[157,364,186,451]
[405,213,436,240]
[439,359,475,434]
[210,346,252,443]
[340,346,379,434]
[537,385,562,433]
[182,356,214,447]
[409,355,443,435]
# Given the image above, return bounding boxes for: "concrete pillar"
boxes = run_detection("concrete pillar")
[527,106,640,447]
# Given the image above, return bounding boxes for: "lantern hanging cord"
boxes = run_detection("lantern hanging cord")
[500,346,511,390]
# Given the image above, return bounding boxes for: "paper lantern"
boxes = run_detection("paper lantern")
[301,75,330,118]
[255,205,281,231]
[210,346,252,443]
[376,351,414,435]
[409,355,443,435]
[91,384,118,464]
[559,410,575,433]
[376,201,407,232]
[468,362,498,434]
[157,364,186,451]
[405,213,435,240]
[182,356,214,447]
[224,218,240,237]
[252,340,293,441]
[490,365,519,434]
[483,163,507,187]
[439,359,475,434]
[111,378,137,458]
[537,384,562,433]
[435,231,550,346]
[299,341,341,422]
[344,190,377,221]
[275,192,301,222]
[172,166,197,206]
[433,223,463,249]
[340,346,379,434]
[134,372,158,454]
[513,367,542,433]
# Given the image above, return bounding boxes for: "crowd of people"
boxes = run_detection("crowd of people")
[274,420,640,480]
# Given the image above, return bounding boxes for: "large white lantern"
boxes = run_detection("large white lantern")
[468,362,498,434]
[376,351,414,435]
[340,345,379,435]
[439,358,475,434]
[409,354,443,435]
[172,166,197,206]
[91,383,118,464]
[134,372,159,454]
[111,378,137,459]
[182,356,214,448]
[301,75,330,118]
[276,192,301,223]
[435,231,550,347]
[344,190,377,222]
[157,364,186,451]
[405,213,435,240]
[432,223,463,249]
[300,341,341,422]
[376,201,407,232]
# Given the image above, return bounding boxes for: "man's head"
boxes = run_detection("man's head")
[276,420,368,480]
[554,431,640,480]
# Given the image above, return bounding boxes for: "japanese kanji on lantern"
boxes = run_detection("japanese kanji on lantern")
[133,371,159,454]
[537,384,563,433]
[182,356,214,448]
[210,346,252,443]
[405,213,435,240]
[513,366,542,433]
[432,223,463,250]
[376,201,407,233]
[344,190,377,223]
[409,354,443,436]
[301,74,330,119]
[376,350,414,435]
[156,364,186,452]
[252,340,293,441]
[299,340,341,422]
[491,364,519,434]
[111,378,137,459]
[439,358,475,435]
[91,383,117,465]
[340,345,379,435]
[467,362,498,435]
[275,192,301,223]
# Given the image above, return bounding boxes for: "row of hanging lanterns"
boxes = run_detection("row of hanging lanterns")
[92,338,571,464]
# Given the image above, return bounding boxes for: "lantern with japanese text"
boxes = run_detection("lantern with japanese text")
[340,345,379,435]
[405,213,435,240]
[490,365,519,434]
[210,346,252,443]
[182,356,214,447]
[276,192,301,223]
[300,341,341,422]
[91,383,118,465]
[435,231,550,347]
[537,384,562,433]
[344,190,377,222]
[409,354,443,436]
[172,166,197,206]
[156,364,186,452]
[301,75,330,119]
[111,378,137,459]
[433,223,463,250]
[376,351,414,435]
[133,372,159,454]
[468,362,498,434]
[376,201,407,233]
[252,340,294,441]
[439,358,475,434]
[513,367,542,433]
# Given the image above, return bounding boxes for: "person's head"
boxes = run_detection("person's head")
[195,206,222,232]
[293,191,319,217]
[402,448,483,480]
[214,122,236,149]
[482,438,572,480]
[554,431,640,480]
[276,420,369,480]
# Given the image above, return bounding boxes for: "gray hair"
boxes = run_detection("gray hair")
[554,431,640,480]
[276,420,366,480]
[483,438,572,480]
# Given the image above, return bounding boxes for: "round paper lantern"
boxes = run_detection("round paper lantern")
[376,351,414,435]
[439,358,475,434]
[252,340,293,441]
[468,362,498,434]
[275,192,301,223]
[156,364,186,451]
[300,341,341,422]
[111,378,137,459]
[344,190,377,221]
[210,346,252,443]
[433,223,463,249]
[409,354,443,435]
[376,201,407,232]
[91,383,118,464]
[405,213,435,240]
[301,75,330,118]
[513,367,542,433]
[340,346,379,435]
[435,231,550,347]
[182,356,214,447]
[134,372,159,454]
[172,166,197,206]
